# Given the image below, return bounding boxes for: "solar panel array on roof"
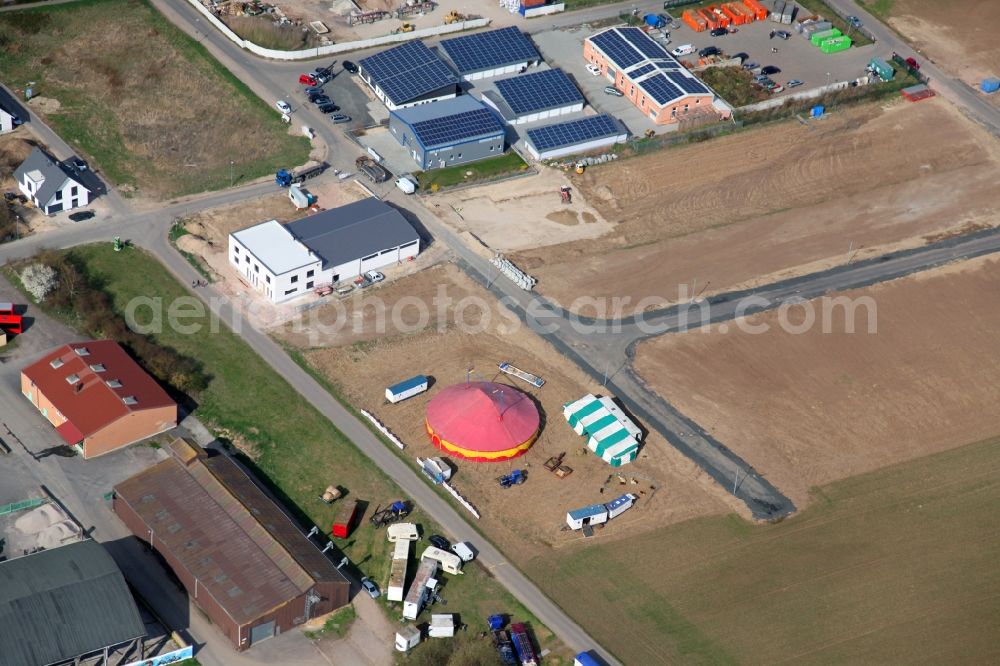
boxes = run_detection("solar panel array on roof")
[410,106,504,148]
[667,70,710,95]
[620,26,670,59]
[360,41,458,105]
[494,68,584,115]
[590,30,644,68]
[629,63,656,79]
[527,114,623,152]
[440,26,540,74]
[641,73,684,105]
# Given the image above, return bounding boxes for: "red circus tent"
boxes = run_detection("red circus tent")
[425,381,540,462]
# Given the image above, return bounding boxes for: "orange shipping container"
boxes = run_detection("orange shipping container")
[721,4,746,24]
[742,0,769,20]
[701,6,731,28]
[682,9,707,31]
[727,2,754,23]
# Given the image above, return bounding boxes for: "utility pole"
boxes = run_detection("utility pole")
[230,160,235,188]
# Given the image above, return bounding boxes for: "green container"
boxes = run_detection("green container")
[821,35,853,54]
[811,28,842,46]
[869,58,895,80]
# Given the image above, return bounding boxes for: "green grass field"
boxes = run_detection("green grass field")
[0,0,309,198]
[526,437,1000,664]
[14,244,566,662]
[416,152,528,191]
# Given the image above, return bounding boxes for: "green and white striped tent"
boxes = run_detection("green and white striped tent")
[563,394,643,466]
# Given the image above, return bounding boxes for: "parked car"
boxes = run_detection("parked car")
[343,60,358,74]
[732,52,749,62]
[761,65,781,76]
[771,84,785,93]
[330,114,351,124]
[428,535,450,550]
[905,56,920,70]
[310,95,332,105]
[451,542,475,562]
[603,85,624,97]
[304,86,324,96]
[365,270,384,283]
[786,79,804,88]
[698,46,721,57]
[317,103,339,113]
[585,63,601,76]
[671,43,695,56]
[360,577,380,599]
[710,27,727,37]
[299,74,318,86]
[275,100,292,114]
[847,15,862,28]
[775,30,790,39]
[68,210,95,222]
[743,61,759,71]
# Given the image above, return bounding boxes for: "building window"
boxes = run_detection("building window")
[457,153,462,158]
[284,288,297,295]
[234,246,240,254]
[244,255,249,263]
[306,269,314,278]
[306,281,314,289]
[254,264,259,272]
[55,190,62,200]
[291,275,299,283]
[265,275,271,284]
[71,186,79,196]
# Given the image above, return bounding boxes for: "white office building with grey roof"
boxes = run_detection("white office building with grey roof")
[229,198,420,303]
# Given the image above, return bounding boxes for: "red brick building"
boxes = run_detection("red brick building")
[584,27,731,126]
[21,340,177,458]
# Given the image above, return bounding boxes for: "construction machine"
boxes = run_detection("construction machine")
[497,470,526,489]
[393,22,415,33]
[443,10,465,23]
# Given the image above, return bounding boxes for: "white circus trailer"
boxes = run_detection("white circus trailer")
[421,545,464,575]
[605,493,638,520]
[388,539,411,602]
[429,614,456,638]
[565,503,608,530]
[403,559,439,620]
[395,624,421,652]
[385,375,428,403]
[387,522,420,542]
[563,394,643,466]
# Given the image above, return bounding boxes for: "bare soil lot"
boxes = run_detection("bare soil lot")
[885,0,1000,91]
[276,264,737,561]
[0,0,310,199]
[635,255,1000,506]
[505,99,1000,313]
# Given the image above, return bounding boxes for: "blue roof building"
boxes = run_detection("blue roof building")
[359,41,460,110]
[389,97,506,171]
[439,27,540,81]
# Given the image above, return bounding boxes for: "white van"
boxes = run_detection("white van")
[451,541,475,563]
[671,44,695,57]
[387,522,419,543]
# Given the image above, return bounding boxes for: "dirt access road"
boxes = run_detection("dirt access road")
[635,254,1000,505]
[506,99,1000,313]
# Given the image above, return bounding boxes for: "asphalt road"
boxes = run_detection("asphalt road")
[825,0,1000,138]
[2,1,1000,663]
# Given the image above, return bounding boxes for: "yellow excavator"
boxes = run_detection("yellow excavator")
[443,10,465,23]
[393,22,415,33]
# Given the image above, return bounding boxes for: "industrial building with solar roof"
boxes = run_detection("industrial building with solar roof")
[525,114,629,160]
[389,96,506,170]
[113,438,351,651]
[358,40,460,110]
[584,27,732,125]
[482,68,585,125]
[439,26,541,81]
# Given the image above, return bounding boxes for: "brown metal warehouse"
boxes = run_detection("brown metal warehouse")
[113,439,350,650]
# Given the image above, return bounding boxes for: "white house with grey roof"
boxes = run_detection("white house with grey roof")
[229,197,420,303]
[14,147,91,215]
[0,86,29,135]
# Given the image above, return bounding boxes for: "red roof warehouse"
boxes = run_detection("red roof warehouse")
[21,341,177,458]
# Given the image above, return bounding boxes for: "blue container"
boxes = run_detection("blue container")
[982,78,1000,94]
[811,105,825,118]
